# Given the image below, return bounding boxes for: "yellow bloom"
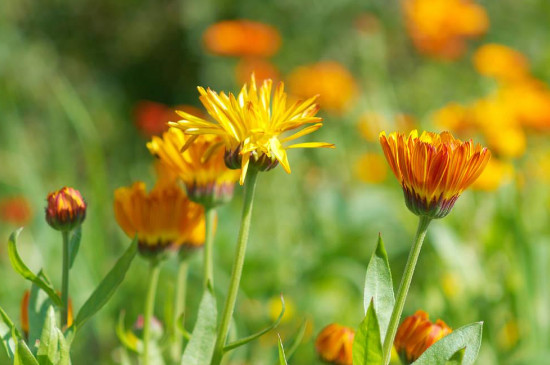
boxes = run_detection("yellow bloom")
[354,153,387,183]
[114,181,204,257]
[148,129,239,207]
[394,310,452,364]
[169,76,334,184]
[379,130,490,218]
[471,158,514,191]
[473,44,530,83]
[315,323,354,365]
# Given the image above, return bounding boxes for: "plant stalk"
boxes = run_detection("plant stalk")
[170,258,189,363]
[382,215,432,365]
[61,231,70,328]
[203,207,217,288]
[142,261,161,365]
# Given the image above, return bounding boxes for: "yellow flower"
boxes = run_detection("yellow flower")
[354,153,387,183]
[379,130,490,218]
[169,76,334,184]
[471,158,514,191]
[473,44,530,83]
[114,181,204,258]
[45,187,87,232]
[315,323,354,365]
[148,129,239,207]
[394,310,452,364]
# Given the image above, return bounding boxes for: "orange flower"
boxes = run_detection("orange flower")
[287,61,358,114]
[394,310,452,364]
[315,324,354,365]
[0,196,32,226]
[203,20,281,57]
[404,0,489,59]
[354,153,387,183]
[379,130,490,218]
[236,57,280,86]
[134,101,204,137]
[45,187,87,232]
[471,158,514,191]
[473,44,530,83]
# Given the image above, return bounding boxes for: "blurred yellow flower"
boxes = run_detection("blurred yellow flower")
[203,20,281,57]
[404,0,489,59]
[471,158,514,191]
[148,128,239,207]
[114,181,204,257]
[394,310,452,364]
[268,296,295,324]
[287,61,358,114]
[501,80,550,131]
[169,76,334,184]
[379,130,490,218]
[473,44,530,83]
[354,153,387,183]
[315,323,354,365]
[432,102,474,134]
[497,319,520,351]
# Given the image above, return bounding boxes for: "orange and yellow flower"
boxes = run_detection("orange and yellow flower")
[114,181,204,257]
[473,44,530,83]
[379,130,490,218]
[394,310,452,364]
[45,187,87,232]
[169,76,334,184]
[147,129,240,207]
[315,323,354,365]
[203,20,281,57]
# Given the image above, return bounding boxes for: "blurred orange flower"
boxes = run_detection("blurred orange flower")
[473,44,530,83]
[315,323,354,365]
[471,158,514,191]
[287,61,358,114]
[354,153,387,183]
[134,101,204,137]
[0,196,32,226]
[236,57,279,86]
[203,20,281,57]
[404,0,489,59]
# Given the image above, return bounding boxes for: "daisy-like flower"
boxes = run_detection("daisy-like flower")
[379,130,490,218]
[147,128,239,207]
[114,181,204,258]
[169,75,334,184]
[394,310,452,364]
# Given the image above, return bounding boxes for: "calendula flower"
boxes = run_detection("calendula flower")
[379,130,490,218]
[148,128,240,207]
[113,181,204,258]
[394,310,452,364]
[45,187,87,232]
[315,323,354,365]
[473,44,530,83]
[169,76,334,184]
[354,153,387,183]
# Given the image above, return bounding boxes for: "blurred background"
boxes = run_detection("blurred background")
[1,0,550,363]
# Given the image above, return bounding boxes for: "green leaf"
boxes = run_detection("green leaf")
[277,334,288,365]
[14,340,39,365]
[73,238,138,331]
[28,273,56,355]
[223,294,285,352]
[284,320,308,361]
[0,305,20,359]
[7,229,62,307]
[413,322,483,365]
[55,328,70,365]
[36,306,59,365]
[353,299,383,365]
[446,348,465,365]
[68,226,82,269]
[363,234,395,340]
[180,288,217,365]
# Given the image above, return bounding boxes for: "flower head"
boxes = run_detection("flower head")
[147,129,239,207]
[45,187,87,231]
[379,130,490,218]
[315,323,354,365]
[394,310,452,364]
[169,76,334,184]
[114,181,204,258]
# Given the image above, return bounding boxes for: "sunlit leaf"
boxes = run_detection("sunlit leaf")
[37,306,59,365]
[353,299,383,365]
[116,311,140,353]
[0,305,20,359]
[278,334,288,365]
[28,273,56,355]
[14,340,39,365]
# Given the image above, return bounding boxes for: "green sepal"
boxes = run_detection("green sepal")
[277,334,288,365]
[363,234,395,340]
[68,226,82,270]
[72,238,138,332]
[413,322,483,365]
[7,229,62,307]
[223,294,285,353]
[353,299,383,365]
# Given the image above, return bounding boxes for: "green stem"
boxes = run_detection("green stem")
[170,258,189,363]
[142,261,161,365]
[61,231,70,328]
[211,168,259,365]
[382,215,432,365]
[203,207,217,288]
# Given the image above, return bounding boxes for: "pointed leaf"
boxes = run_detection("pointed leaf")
[7,229,62,307]
[55,328,70,365]
[278,334,288,365]
[180,288,217,365]
[364,234,394,340]
[14,340,39,365]
[0,305,20,359]
[68,226,82,269]
[223,294,285,352]
[73,238,138,331]
[413,322,483,365]
[36,306,59,365]
[353,300,383,365]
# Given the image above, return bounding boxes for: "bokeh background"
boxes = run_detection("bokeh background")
[1,0,550,363]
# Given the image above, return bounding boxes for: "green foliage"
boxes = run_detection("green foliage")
[353,300,383,365]
[28,273,56,355]
[68,226,82,270]
[277,334,288,365]
[36,306,70,365]
[7,229,62,307]
[413,322,483,365]
[14,341,38,365]
[0,306,19,360]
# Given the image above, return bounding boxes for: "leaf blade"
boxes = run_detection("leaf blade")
[353,300,383,365]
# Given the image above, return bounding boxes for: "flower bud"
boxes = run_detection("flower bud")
[394,310,452,364]
[45,187,87,231]
[315,323,354,365]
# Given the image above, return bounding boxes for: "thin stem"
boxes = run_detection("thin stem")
[142,261,161,365]
[170,258,189,363]
[203,207,217,288]
[382,215,432,365]
[211,168,259,365]
[61,231,70,328]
